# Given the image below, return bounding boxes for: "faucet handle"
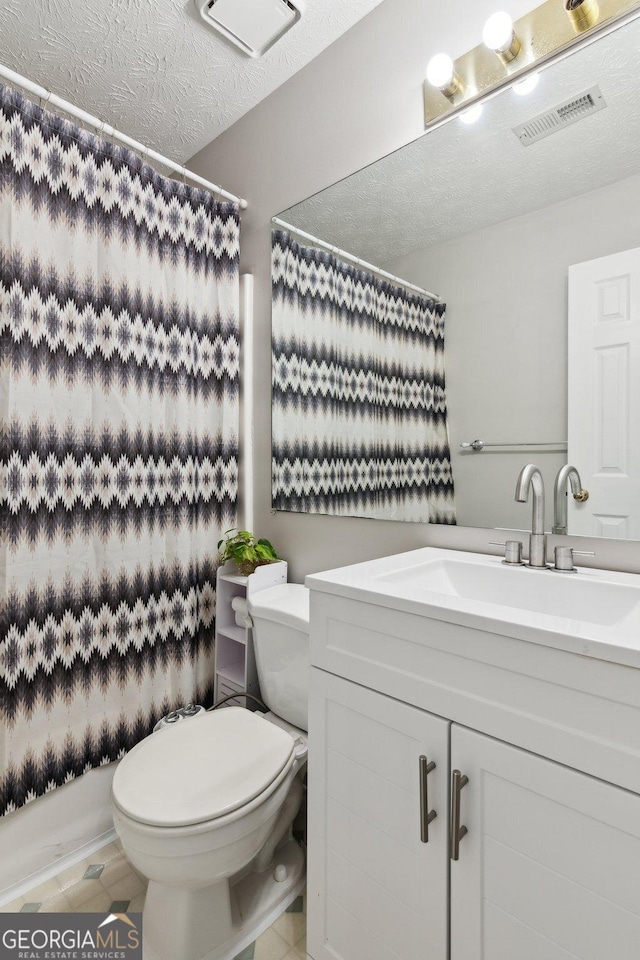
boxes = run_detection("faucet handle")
[553,546,595,573]
[490,539,524,565]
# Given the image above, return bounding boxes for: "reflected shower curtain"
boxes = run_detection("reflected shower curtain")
[271,229,455,523]
[0,85,239,815]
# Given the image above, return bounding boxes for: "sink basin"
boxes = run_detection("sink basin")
[307,547,640,668]
[376,557,640,627]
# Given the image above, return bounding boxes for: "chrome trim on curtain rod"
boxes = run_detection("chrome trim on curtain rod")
[0,63,248,209]
[272,216,440,302]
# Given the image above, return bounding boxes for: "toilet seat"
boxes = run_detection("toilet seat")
[111,707,295,828]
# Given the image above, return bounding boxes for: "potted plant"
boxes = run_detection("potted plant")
[217,529,281,577]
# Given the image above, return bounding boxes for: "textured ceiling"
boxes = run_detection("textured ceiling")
[0,0,383,162]
[280,16,640,267]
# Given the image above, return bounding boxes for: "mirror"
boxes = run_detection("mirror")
[272,14,640,537]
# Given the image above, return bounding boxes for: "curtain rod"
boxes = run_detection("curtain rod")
[0,63,248,210]
[272,216,440,302]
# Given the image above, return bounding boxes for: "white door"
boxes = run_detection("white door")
[307,668,450,960]
[450,725,640,960]
[567,247,640,537]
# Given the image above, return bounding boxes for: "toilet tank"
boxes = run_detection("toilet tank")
[247,583,309,731]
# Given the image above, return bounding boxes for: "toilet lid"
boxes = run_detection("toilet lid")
[112,708,295,827]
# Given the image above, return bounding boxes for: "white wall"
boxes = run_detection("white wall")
[189,0,640,580]
[387,171,640,530]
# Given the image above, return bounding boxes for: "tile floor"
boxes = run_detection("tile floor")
[0,841,307,960]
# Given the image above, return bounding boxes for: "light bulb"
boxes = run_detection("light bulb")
[483,11,515,52]
[482,11,522,64]
[426,53,455,89]
[513,73,539,96]
[426,53,464,100]
[459,104,483,125]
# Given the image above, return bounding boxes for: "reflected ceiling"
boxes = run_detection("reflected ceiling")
[280,19,640,265]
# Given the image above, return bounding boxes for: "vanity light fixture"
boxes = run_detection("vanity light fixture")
[426,53,465,100]
[482,11,522,64]
[564,0,600,31]
[423,0,640,128]
[513,72,540,95]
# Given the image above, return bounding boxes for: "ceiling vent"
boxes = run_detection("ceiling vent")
[195,0,300,57]
[513,85,607,146]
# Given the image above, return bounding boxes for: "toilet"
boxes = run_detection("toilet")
[111,582,310,960]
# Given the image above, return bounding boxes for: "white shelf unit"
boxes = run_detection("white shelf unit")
[214,560,288,708]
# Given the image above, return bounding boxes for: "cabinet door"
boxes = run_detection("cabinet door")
[450,725,640,960]
[307,669,450,960]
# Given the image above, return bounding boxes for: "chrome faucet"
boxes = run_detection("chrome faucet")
[514,464,547,568]
[552,464,588,535]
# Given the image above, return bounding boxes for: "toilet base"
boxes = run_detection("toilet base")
[142,839,305,960]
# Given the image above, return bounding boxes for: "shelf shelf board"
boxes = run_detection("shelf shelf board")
[217,624,248,644]
[219,573,249,585]
[216,661,245,685]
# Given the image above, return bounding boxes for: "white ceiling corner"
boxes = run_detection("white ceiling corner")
[0,0,384,162]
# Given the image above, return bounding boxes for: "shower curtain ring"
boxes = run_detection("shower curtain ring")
[99,119,112,152]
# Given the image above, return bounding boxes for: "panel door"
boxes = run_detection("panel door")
[567,246,640,537]
[307,669,450,960]
[450,724,640,960]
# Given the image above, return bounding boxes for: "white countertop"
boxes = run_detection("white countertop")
[306,547,640,670]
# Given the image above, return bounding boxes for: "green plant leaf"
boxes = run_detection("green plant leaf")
[217,529,278,571]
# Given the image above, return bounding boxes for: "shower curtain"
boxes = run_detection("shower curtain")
[0,85,239,815]
[271,229,456,523]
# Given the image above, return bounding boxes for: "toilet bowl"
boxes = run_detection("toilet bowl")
[111,582,310,960]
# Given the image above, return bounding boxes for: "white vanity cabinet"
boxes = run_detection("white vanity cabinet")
[450,725,640,960]
[308,668,640,960]
[307,670,450,960]
[306,551,640,960]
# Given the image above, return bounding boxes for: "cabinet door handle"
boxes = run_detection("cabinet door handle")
[450,769,469,861]
[419,755,437,843]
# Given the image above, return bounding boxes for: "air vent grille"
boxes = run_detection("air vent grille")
[513,85,606,147]
[196,0,300,58]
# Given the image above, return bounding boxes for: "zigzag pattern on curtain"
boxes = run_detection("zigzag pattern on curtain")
[4,421,237,542]
[0,84,240,815]
[271,229,456,523]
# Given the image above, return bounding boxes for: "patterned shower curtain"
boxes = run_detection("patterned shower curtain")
[0,85,239,815]
[271,229,455,523]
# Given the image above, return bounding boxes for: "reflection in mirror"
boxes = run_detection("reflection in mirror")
[272,14,640,537]
[271,228,456,523]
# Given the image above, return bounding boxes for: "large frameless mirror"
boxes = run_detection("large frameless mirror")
[271,14,640,537]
